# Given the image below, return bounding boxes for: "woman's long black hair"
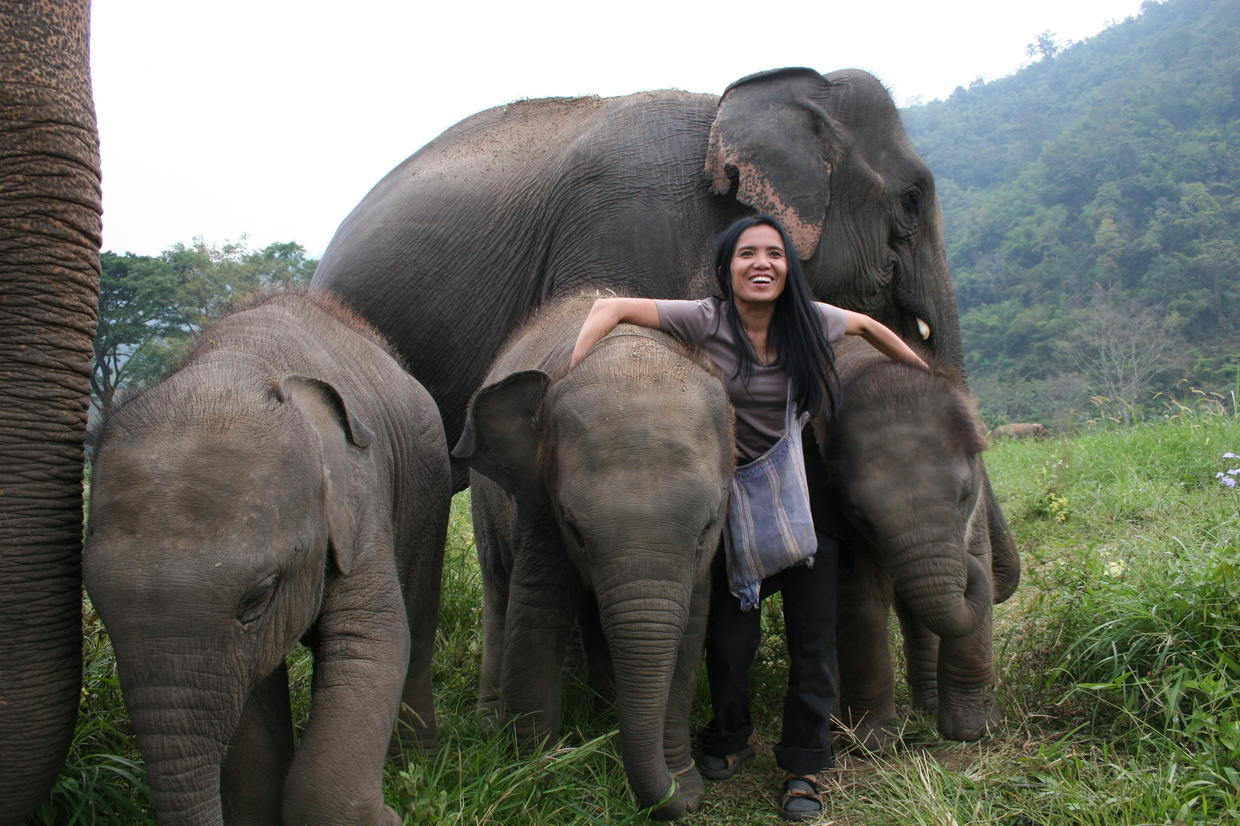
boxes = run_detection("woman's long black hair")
[713,214,839,417]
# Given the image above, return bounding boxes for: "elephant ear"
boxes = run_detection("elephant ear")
[276,375,374,576]
[983,473,1020,604]
[452,370,550,498]
[706,67,845,259]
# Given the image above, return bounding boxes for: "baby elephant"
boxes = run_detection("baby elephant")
[453,295,733,820]
[820,338,1020,749]
[84,292,450,825]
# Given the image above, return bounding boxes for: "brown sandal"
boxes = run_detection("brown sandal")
[780,774,823,822]
[698,744,754,780]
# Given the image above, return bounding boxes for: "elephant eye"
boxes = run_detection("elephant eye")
[237,573,279,626]
[901,187,924,219]
[960,484,974,505]
[696,513,719,552]
[563,515,586,549]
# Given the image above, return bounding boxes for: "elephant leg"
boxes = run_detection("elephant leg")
[836,563,896,752]
[474,513,512,725]
[660,576,709,815]
[283,556,409,826]
[936,606,1003,741]
[392,488,449,758]
[479,571,510,725]
[222,662,294,825]
[578,590,615,705]
[894,599,940,714]
[499,541,581,749]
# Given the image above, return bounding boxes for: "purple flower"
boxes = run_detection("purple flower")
[1221,476,1238,489]
[1225,452,1240,459]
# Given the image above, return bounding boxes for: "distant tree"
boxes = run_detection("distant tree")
[1026,30,1062,60]
[245,240,318,289]
[93,252,184,414]
[1057,290,1185,423]
[904,0,1237,423]
[91,238,318,413]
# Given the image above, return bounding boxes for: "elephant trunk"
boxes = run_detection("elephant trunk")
[891,544,992,639]
[598,585,689,820]
[119,653,238,825]
[0,0,101,820]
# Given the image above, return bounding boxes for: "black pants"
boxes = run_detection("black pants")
[697,433,841,776]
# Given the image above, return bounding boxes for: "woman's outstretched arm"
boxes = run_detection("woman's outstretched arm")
[570,297,661,367]
[841,309,931,371]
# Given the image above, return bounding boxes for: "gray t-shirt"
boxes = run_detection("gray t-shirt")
[655,296,847,462]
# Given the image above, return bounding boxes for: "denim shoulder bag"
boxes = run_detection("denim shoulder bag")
[724,385,818,610]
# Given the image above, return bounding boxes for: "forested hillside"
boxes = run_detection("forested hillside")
[902,0,1238,427]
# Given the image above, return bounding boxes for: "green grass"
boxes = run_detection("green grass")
[43,411,1240,824]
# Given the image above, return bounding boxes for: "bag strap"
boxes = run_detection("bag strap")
[783,383,792,432]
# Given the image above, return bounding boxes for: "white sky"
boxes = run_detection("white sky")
[90,0,1149,258]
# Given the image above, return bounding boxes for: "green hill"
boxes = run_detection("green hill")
[902,0,1239,428]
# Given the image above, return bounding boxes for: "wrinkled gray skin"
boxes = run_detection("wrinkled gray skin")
[0,0,101,821]
[313,67,962,489]
[818,338,1020,748]
[83,293,449,826]
[312,66,1016,676]
[453,296,732,820]
[991,422,1047,441]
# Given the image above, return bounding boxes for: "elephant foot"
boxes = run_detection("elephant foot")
[646,786,688,821]
[388,727,439,763]
[379,802,403,826]
[675,764,704,813]
[937,693,1004,742]
[639,763,704,821]
[286,796,401,826]
[910,688,938,714]
[476,699,503,735]
[837,708,896,753]
[513,721,556,756]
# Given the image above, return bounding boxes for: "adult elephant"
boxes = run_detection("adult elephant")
[312,66,961,486]
[0,0,101,822]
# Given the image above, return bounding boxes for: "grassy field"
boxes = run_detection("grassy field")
[40,410,1240,824]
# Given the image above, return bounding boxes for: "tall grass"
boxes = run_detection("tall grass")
[43,411,1240,824]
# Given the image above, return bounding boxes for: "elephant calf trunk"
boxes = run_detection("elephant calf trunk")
[897,551,992,638]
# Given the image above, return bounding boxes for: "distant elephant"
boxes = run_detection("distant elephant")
[452,295,733,820]
[83,293,450,825]
[0,0,102,821]
[313,66,962,487]
[991,422,1048,441]
[818,338,1020,748]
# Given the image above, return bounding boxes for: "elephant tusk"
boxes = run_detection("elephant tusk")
[917,318,931,340]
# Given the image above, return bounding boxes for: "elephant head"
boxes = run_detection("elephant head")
[0,0,101,819]
[825,350,993,638]
[707,67,961,373]
[84,360,397,824]
[455,313,733,819]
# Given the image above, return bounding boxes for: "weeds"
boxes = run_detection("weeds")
[43,410,1240,824]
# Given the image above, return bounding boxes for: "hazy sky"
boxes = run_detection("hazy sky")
[90,0,1149,257]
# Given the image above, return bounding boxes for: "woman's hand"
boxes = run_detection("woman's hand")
[570,297,661,367]
[841,310,931,371]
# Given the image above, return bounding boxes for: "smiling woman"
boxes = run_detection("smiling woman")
[569,213,927,821]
